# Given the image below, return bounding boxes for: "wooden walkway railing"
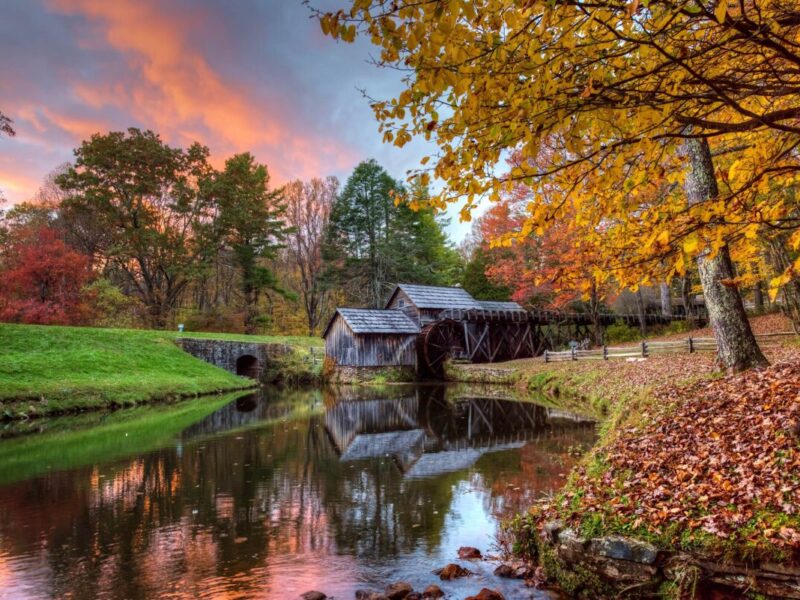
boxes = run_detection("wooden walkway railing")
[543,332,797,362]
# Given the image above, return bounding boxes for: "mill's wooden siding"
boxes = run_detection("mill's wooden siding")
[386,288,421,324]
[324,314,417,367]
[386,289,441,326]
[418,308,442,325]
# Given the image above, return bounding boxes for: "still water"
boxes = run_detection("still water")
[0,386,595,599]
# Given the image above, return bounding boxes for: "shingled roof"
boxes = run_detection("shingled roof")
[324,308,420,337]
[389,283,481,310]
[477,300,526,312]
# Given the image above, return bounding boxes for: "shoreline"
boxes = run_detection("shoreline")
[451,332,800,598]
[0,383,259,422]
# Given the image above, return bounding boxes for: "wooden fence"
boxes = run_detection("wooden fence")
[543,332,797,362]
[307,346,325,366]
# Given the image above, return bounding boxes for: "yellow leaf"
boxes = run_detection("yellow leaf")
[683,236,699,254]
[727,159,740,183]
[715,1,727,22]
[768,274,790,301]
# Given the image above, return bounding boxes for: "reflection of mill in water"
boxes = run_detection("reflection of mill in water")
[324,387,594,479]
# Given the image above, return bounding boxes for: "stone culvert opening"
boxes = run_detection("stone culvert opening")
[235,394,258,412]
[235,355,260,379]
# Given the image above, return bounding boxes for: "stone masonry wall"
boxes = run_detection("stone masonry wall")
[176,338,290,381]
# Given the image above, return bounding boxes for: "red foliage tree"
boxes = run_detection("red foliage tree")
[477,149,614,343]
[0,227,91,324]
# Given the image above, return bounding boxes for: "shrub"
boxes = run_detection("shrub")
[604,320,641,343]
[663,319,692,335]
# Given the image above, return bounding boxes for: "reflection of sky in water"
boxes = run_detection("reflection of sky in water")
[0,387,595,599]
[442,481,497,552]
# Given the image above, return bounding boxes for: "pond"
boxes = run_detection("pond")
[0,385,596,599]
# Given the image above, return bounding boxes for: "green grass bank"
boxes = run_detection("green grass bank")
[0,323,320,418]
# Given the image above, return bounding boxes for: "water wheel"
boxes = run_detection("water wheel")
[418,319,464,377]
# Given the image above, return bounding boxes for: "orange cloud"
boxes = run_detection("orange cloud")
[46,0,357,183]
[0,169,43,204]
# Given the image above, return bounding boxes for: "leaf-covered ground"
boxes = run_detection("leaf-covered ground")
[461,314,800,562]
[544,360,800,562]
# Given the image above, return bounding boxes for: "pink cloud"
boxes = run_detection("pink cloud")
[44,0,357,183]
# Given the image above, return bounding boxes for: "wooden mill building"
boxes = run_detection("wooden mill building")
[386,283,483,326]
[323,307,419,368]
[324,283,699,377]
[323,283,530,374]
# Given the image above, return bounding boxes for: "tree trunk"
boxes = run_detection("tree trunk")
[148,303,168,330]
[589,279,604,346]
[635,289,647,338]
[659,281,672,317]
[243,282,257,335]
[682,137,767,372]
[753,279,765,314]
[681,274,697,327]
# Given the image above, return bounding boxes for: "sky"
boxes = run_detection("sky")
[0,0,476,240]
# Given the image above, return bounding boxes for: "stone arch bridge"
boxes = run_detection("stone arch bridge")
[176,338,291,380]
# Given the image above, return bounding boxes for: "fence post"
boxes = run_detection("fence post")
[641,340,648,358]
[544,349,549,363]
[603,345,608,360]
[571,346,577,361]
[688,336,694,354]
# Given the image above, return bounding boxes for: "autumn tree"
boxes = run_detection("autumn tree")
[56,129,217,329]
[283,176,338,335]
[0,226,91,324]
[315,0,800,370]
[212,153,291,335]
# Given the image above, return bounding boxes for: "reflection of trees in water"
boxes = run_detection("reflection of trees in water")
[416,386,549,445]
[181,388,324,439]
[0,387,596,599]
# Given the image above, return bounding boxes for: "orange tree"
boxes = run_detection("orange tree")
[316,0,800,370]
[475,150,614,344]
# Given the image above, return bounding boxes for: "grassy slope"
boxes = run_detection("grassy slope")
[0,323,271,417]
[171,330,322,348]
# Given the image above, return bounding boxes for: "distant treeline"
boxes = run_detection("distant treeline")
[0,129,474,335]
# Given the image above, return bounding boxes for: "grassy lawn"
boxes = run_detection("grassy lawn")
[0,323,281,417]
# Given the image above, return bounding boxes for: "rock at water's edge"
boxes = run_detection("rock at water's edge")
[355,591,389,600]
[589,535,658,565]
[493,564,516,578]
[384,581,413,600]
[458,546,483,559]
[464,589,506,600]
[434,563,472,580]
